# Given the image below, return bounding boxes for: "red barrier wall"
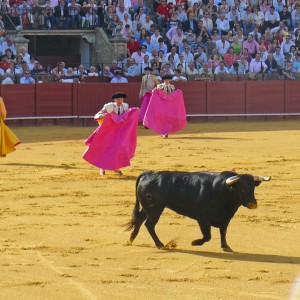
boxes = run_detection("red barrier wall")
[2,81,300,122]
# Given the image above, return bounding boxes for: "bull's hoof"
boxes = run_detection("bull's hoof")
[191,239,204,246]
[222,246,233,252]
[156,243,164,249]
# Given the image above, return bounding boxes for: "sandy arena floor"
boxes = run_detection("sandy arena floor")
[0,121,299,300]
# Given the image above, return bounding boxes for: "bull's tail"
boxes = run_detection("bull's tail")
[125,199,141,231]
[125,174,146,232]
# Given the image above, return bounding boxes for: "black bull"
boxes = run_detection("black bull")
[126,171,271,252]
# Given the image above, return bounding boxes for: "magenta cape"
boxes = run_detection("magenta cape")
[138,92,152,122]
[82,108,139,170]
[143,89,187,135]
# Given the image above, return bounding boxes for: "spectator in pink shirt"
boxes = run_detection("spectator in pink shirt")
[242,34,260,58]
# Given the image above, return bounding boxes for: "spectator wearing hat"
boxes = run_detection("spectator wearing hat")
[111,70,128,83]
[85,92,137,176]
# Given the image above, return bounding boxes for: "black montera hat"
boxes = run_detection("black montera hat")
[162,74,173,80]
[144,66,153,71]
[112,92,127,99]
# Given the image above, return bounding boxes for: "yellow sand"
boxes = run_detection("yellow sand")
[0,121,299,300]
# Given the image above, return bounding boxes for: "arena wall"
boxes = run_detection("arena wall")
[2,81,300,125]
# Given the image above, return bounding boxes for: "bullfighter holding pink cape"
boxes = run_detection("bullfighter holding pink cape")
[143,74,187,138]
[83,92,139,176]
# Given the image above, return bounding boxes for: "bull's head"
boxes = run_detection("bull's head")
[226,174,271,209]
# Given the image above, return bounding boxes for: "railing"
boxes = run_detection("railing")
[1,6,101,30]
[6,70,300,84]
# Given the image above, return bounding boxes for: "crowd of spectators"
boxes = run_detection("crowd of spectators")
[1,0,300,83]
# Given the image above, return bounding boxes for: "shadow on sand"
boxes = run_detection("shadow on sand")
[161,248,300,265]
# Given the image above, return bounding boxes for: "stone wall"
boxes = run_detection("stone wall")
[92,28,128,65]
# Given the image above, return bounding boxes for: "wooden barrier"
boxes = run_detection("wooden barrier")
[2,81,300,125]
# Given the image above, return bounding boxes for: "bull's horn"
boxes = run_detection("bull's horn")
[254,176,271,182]
[226,176,240,186]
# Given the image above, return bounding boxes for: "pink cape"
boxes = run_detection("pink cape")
[143,89,187,135]
[138,92,152,122]
[82,108,139,170]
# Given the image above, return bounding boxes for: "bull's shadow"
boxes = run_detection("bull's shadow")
[163,249,300,265]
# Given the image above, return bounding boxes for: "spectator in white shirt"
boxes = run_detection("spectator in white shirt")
[216,14,230,35]
[265,6,280,28]
[214,61,229,74]
[150,29,162,45]
[111,70,128,83]
[280,35,295,56]
[172,68,187,81]
[19,47,30,64]
[166,46,179,63]
[181,46,194,63]
[215,34,231,56]
[249,52,267,73]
